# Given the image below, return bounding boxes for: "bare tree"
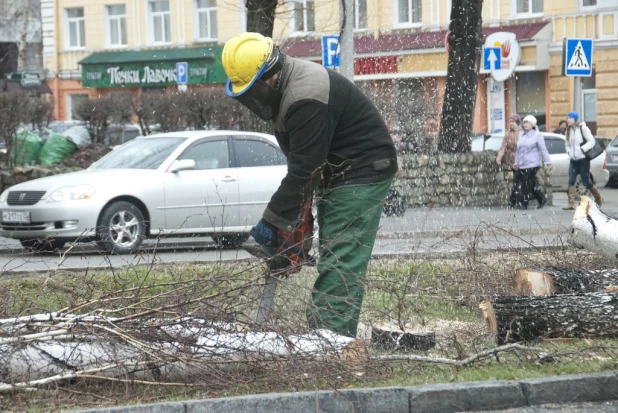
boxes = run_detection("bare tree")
[246,0,278,37]
[75,97,112,144]
[0,0,42,73]
[438,0,483,154]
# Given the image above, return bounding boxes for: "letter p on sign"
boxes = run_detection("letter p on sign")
[321,35,340,69]
[176,62,188,84]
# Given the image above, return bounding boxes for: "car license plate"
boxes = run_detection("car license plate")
[2,210,30,223]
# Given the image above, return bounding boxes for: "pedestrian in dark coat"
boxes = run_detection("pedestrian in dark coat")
[496,114,521,206]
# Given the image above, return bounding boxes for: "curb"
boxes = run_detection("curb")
[72,371,618,413]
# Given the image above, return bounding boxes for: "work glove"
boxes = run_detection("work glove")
[250,219,277,246]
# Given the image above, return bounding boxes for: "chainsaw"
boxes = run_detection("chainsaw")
[244,198,315,325]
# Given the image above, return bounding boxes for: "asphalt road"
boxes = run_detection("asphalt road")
[0,188,615,274]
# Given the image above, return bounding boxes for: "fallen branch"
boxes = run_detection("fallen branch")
[373,343,545,366]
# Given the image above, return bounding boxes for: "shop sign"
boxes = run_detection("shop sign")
[481,32,521,82]
[82,61,217,88]
[6,72,42,87]
[354,57,397,75]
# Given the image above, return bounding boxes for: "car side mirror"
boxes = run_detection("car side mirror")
[169,159,196,173]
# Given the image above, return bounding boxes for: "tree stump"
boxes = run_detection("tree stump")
[515,267,618,295]
[480,292,618,344]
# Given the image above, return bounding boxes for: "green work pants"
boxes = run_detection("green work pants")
[307,177,393,338]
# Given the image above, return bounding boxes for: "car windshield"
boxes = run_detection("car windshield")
[609,137,618,147]
[89,137,186,170]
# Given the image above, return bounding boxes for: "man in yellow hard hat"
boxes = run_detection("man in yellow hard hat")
[222,32,398,339]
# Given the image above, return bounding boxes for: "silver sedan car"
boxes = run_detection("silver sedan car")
[0,131,287,253]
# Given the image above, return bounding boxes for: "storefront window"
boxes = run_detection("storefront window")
[516,72,546,131]
[582,70,596,133]
[67,93,89,120]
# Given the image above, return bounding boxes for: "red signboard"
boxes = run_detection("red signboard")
[354,56,398,75]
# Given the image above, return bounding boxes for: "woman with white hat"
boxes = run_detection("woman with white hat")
[513,115,553,209]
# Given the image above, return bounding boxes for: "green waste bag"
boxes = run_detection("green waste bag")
[10,129,42,167]
[38,132,78,165]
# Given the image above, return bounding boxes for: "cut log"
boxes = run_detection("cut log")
[480,292,618,344]
[514,267,618,296]
[571,196,618,261]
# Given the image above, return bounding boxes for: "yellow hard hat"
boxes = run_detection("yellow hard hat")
[223,32,274,97]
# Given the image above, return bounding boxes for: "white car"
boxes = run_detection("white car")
[0,131,288,253]
[472,132,609,192]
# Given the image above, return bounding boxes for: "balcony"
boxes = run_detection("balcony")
[549,11,618,43]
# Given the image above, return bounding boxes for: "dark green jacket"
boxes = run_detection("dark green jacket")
[263,57,398,230]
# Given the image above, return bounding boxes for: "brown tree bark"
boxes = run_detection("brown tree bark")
[245,0,277,37]
[438,0,484,153]
[480,293,618,344]
[515,267,618,296]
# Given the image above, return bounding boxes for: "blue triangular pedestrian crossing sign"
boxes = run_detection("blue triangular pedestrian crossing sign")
[563,38,593,77]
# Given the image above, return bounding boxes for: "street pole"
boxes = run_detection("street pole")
[339,0,354,81]
[573,76,582,115]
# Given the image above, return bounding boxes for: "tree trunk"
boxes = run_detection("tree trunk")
[245,0,277,37]
[438,0,484,153]
[571,196,618,261]
[480,293,618,344]
[515,267,618,296]
[17,3,32,71]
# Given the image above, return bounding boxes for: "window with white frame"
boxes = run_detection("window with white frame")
[291,0,315,33]
[67,93,89,120]
[582,0,597,6]
[106,4,127,47]
[354,0,367,29]
[516,0,543,15]
[196,0,217,40]
[397,0,421,25]
[66,7,85,49]
[148,0,171,44]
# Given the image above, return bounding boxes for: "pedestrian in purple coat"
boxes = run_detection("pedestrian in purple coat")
[513,115,553,209]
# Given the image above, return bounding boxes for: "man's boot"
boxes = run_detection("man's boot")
[563,186,575,210]
[590,186,603,207]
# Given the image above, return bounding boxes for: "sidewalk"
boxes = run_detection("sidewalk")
[378,188,618,239]
[72,371,618,413]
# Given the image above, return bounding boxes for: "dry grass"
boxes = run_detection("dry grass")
[0,247,616,412]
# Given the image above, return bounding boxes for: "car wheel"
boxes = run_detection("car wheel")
[212,233,249,249]
[96,201,146,254]
[574,177,592,197]
[20,238,66,252]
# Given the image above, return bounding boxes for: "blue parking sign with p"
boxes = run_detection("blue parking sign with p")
[176,62,188,84]
[322,35,340,69]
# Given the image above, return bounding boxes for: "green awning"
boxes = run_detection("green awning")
[79,46,226,88]
[78,46,222,65]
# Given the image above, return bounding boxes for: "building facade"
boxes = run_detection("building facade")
[43,0,618,139]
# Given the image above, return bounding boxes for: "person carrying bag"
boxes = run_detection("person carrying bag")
[563,111,603,209]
